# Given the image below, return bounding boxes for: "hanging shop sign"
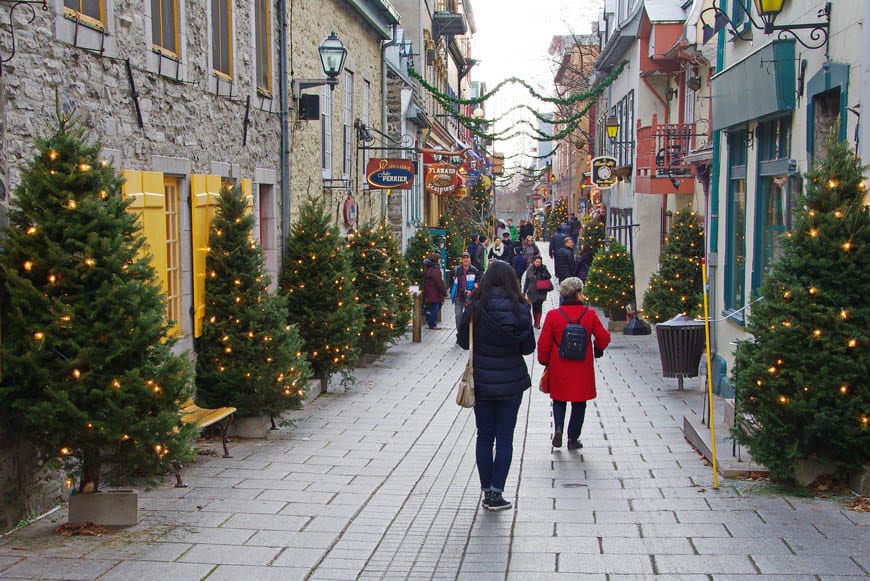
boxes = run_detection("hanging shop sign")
[424,161,461,196]
[366,158,415,190]
[343,193,358,226]
[591,156,618,189]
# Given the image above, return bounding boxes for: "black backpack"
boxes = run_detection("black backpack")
[557,307,589,361]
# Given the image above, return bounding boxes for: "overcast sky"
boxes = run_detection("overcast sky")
[469,0,604,164]
[472,0,603,93]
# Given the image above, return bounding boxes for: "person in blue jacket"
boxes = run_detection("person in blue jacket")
[457,260,536,511]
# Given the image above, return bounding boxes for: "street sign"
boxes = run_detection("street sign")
[591,156,618,189]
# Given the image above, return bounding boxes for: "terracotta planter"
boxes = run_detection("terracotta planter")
[68,490,138,527]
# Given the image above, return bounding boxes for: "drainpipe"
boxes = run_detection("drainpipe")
[381,24,400,219]
[278,0,291,259]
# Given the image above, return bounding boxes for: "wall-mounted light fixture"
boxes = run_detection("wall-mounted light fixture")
[291,32,348,100]
[605,115,634,146]
[701,0,831,53]
[605,115,620,141]
[687,76,702,92]
[665,87,678,102]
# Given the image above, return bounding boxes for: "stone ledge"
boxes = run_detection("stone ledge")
[683,403,768,479]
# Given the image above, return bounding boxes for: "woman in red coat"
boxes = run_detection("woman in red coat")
[537,277,611,450]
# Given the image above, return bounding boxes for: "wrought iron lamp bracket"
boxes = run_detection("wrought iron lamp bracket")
[701,1,830,54]
[1,0,47,68]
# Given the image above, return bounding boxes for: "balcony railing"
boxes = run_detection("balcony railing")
[635,114,698,195]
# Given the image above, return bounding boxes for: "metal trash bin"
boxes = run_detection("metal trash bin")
[655,314,706,390]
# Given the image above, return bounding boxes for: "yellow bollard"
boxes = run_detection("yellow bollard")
[412,291,422,343]
[701,257,719,490]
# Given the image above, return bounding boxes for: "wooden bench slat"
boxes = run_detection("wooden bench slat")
[179,398,236,428]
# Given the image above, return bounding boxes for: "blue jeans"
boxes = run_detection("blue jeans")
[552,400,587,440]
[474,395,523,492]
[427,302,441,328]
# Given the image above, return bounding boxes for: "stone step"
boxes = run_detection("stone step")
[683,393,768,479]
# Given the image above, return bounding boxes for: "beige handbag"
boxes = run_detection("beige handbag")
[456,320,476,408]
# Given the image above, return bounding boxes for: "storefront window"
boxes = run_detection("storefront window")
[725,129,747,321]
[753,116,792,289]
[758,175,787,277]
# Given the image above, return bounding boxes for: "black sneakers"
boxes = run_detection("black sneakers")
[567,438,583,450]
[482,491,512,511]
[552,431,563,448]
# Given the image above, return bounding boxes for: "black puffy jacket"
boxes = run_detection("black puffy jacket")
[457,288,535,400]
[554,245,576,281]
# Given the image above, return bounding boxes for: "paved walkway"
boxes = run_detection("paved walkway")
[1,252,867,580]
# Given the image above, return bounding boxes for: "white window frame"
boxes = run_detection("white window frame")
[343,70,354,179]
[321,85,333,178]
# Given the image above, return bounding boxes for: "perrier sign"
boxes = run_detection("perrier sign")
[591,156,617,189]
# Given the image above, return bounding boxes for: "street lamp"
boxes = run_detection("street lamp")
[605,115,620,141]
[292,32,348,99]
[605,115,634,147]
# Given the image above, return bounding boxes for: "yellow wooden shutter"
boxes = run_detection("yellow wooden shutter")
[242,178,253,213]
[122,169,170,300]
[191,174,221,337]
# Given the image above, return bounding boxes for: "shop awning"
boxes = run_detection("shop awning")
[711,39,796,131]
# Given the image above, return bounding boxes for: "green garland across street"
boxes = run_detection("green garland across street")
[407,60,629,143]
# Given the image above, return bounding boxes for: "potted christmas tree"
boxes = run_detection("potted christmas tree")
[195,184,311,437]
[731,136,868,485]
[579,215,607,257]
[546,198,569,240]
[0,113,194,525]
[405,227,432,287]
[347,223,412,358]
[279,199,363,394]
[642,208,704,324]
[584,239,636,330]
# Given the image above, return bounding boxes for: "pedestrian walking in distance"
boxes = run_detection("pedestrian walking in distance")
[422,252,448,330]
[451,251,481,330]
[457,261,536,511]
[522,255,552,329]
[537,277,610,450]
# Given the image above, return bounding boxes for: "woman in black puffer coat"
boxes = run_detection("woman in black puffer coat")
[457,260,535,511]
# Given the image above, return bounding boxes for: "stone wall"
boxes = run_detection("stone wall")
[0,0,391,525]
[0,427,62,534]
[288,1,388,231]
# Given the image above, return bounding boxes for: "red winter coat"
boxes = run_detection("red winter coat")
[537,301,611,402]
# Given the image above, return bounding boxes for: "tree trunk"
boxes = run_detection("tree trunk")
[79,457,101,494]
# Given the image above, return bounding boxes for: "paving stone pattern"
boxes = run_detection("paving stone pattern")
[0,249,867,580]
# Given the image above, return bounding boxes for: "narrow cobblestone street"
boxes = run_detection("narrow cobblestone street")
[0,253,867,580]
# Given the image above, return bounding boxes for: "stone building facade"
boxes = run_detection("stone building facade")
[0,0,399,530]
